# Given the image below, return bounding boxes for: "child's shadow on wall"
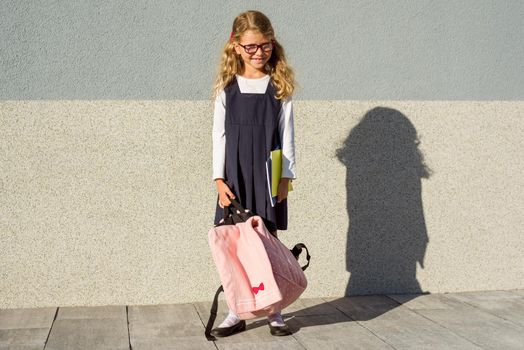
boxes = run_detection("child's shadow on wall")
[340,106,431,296]
[252,106,432,332]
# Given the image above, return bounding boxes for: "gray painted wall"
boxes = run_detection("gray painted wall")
[1,0,523,100]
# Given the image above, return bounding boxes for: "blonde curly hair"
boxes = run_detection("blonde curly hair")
[212,10,296,100]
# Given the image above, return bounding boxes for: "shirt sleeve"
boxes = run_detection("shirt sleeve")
[212,90,226,180]
[278,96,297,179]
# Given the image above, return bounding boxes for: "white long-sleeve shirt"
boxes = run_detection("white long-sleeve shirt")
[212,74,296,181]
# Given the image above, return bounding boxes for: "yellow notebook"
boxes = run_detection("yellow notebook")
[266,149,293,206]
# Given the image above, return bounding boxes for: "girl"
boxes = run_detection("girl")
[211,10,297,337]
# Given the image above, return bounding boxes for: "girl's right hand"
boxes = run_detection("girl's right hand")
[215,179,236,208]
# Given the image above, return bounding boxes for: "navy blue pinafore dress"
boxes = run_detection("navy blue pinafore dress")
[213,75,288,232]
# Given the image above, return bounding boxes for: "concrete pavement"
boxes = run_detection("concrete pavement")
[1,289,523,349]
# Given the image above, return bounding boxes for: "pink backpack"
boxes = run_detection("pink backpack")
[205,199,310,340]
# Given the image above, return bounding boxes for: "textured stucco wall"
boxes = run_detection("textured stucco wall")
[1,1,524,308]
[1,101,523,308]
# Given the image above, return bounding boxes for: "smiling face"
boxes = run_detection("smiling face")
[234,30,273,77]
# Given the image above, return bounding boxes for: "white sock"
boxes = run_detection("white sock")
[218,310,241,328]
[268,311,285,327]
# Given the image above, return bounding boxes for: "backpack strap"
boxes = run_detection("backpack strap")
[204,285,224,341]
[290,243,311,271]
[215,198,254,227]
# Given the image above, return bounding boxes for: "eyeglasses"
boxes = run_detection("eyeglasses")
[237,40,275,54]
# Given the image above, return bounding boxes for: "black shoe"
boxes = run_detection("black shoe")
[210,320,246,338]
[268,322,292,336]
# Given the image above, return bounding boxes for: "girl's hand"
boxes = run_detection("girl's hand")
[215,179,235,208]
[277,178,291,203]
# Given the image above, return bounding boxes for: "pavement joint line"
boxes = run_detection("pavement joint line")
[191,302,206,328]
[448,294,524,330]
[376,295,420,350]
[353,317,400,350]
[43,307,59,350]
[288,326,308,350]
[408,307,486,349]
[191,302,219,349]
[126,305,132,350]
[289,334,308,349]
[319,297,357,322]
[385,297,496,350]
[321,296,400,350]
[401,294,488,349]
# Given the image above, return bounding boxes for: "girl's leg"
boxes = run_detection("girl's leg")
[267,311,285,326]
[267,228,291,334]
[218,310,241,328]
[267,310,292,336]
[268,230,284,327]
[210,309,246,337]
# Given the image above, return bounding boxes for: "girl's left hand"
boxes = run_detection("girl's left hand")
[277,178,291,203]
